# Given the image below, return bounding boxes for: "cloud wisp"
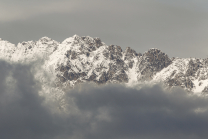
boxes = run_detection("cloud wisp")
[0,60,208,139]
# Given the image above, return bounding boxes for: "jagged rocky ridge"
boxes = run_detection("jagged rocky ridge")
[0,35,208,95]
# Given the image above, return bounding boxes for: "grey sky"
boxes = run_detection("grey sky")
[0,0,208,58]
[1,60,208,139]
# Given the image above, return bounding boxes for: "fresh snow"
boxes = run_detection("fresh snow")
[0,35,208,97]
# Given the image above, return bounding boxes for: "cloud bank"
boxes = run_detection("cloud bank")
[1,60,208,139]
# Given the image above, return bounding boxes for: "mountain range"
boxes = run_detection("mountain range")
[0,35,208,96]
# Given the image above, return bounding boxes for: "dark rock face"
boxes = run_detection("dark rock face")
[55,43,203,93]
[63,72,79,81]
[186,59,202,77]
[143,49,172,71]
[58,47,173,86]
[73,36,103,51]
[202,86,208,94]
[107,65,117,79]
[98,72,109,84]
[88,74,97,81]
[103,51,109,59]
[59,76,67,82]
[166,76,194,91]
[138,49,172,81]
[167,78,182,87]
[94,38,103,48]
[66,50,71,58]
[165,68,196,91]
[78,72,87,77]
[184,78,194,89]
[108,45,123,59]
[128,61,134,69]
[106,63,129,83]
[85,52,90,57]
[71,51,77,60]
[203,58,208,66]
[60,65,71,72]
[103,45,123,60]
[124,47,139,60]
[113,73,129,83]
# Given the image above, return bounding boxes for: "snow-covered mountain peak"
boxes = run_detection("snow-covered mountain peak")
[124,47,140,60]
[17,41,34,48]
[0,35,208,95]
[72,34,79,38]
[0,39,14,45]
[62,34,82,44]
[141,48,172,71]
[0,39,16,61]
[38,36,53,43]
[62,35,104,55]
[143,48,166,56]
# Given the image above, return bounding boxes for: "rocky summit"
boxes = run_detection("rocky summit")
[0,35,208,95]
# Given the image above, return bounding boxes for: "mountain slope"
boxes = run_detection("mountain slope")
[0,35,208,95]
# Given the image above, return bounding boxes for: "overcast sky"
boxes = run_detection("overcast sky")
[0,0,208,58]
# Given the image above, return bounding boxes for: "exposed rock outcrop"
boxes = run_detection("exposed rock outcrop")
[0,35,208,94]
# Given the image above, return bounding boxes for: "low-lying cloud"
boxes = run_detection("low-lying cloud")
[1,60,208,139]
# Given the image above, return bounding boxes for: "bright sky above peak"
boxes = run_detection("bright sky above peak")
[0,0,208,58]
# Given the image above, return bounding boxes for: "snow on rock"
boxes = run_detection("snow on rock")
[0,35,208,98]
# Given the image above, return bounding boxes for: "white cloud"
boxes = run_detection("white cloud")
[1,59,208,139]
